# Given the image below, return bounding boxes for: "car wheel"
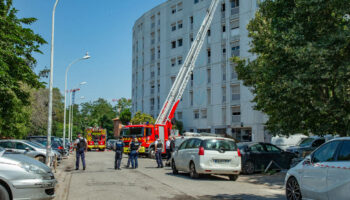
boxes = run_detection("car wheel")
[148,147,155,159]
[189,162,199,179]
[172,160,178,175]
[243,160,255,174]
[228,175,238,181]
[35,155,46,163]
[0,184,10,200]
[286,177,302,200]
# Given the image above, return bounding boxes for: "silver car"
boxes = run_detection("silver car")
[285,137,350,200]
[0,147,57,200]
[0,140,57,163]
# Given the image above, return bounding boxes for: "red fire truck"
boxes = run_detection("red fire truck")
[121,0,219,157]
[86,127,107,151]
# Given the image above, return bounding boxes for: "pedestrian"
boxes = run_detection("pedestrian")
[170,136,176,153]
[154,135,163,168]
[114,136,124,170]
[74,134,87,170]
[130,136,141,169]
[165,137,171,166]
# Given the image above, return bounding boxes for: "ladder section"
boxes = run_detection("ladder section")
[156,0,220,125]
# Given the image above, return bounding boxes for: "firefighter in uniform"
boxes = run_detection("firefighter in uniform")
[114,136,124,170]
[74,134,87,170]
[130,137,141,169]
[154,135,164,168]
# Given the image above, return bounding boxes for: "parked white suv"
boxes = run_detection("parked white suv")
[285,137,350,200]
[171,136,241,180]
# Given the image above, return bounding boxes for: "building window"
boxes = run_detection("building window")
[177,112,182,120]
[222,25,226,32]
[207,88,211,104]
[207,68,211,83]
[201,110,207,119]
[231,85,240,101]
[207,29,211,37]
[194,0,199,4]
[157,96,160,110]
[171,76,176,85]
[221,3,226,12]
[151,85,155,94]
[222,87,226,103]
[171,6,176,14]
[231,0,239,8]
[230,19,239,29]
[178,39,183,47]
[177,57,183,65]
[207,48,211,63]
[171,23,176,31]
[178,20,183,29]
[177,2,183,11]
[171,41,176,49]
[190,91,193,106]
[171,58,176,67]
[222,65,226,81]
[194,110,199,119]
[231,40,240,56]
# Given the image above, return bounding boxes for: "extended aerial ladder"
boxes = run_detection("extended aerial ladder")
[156,0,220,126]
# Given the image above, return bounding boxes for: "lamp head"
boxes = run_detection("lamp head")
[83,52,90,59]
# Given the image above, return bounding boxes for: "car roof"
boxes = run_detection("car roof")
[329,137,350,141]
[185,136,235,141]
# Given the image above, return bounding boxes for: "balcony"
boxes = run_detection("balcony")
[231,94,240,101]
[231,7,239,18]
[232,115,241,122]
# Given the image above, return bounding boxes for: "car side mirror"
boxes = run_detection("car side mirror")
[303,157,311,165]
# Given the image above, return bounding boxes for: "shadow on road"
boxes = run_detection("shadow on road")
[238,172,285,189]
[165,172,230,181]
[165,193,284,200]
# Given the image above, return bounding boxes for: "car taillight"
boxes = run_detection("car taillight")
[237,148,241,157]
[198,147,204,156]
[58,146,63,150]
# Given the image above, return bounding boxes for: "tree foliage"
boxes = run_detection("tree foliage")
[119,108,131,125]
[0,0,46,138]
[130,111,155,125]
[234,0,350,136]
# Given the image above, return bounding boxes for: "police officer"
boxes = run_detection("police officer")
[114,136,124,170]
[154,135,163,168]
[74,134,87,170]
[130,137,141,169]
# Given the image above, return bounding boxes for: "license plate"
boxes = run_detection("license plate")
[214,159,230,164]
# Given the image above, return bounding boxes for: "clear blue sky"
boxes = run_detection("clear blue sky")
[13,0,166,104]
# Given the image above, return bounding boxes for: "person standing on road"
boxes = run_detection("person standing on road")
[74,134,87,170]
[154,135,163,168]
[165,137,171,166]
[130,137,141,169]
[114,136,124,170]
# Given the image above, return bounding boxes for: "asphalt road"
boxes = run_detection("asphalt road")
[63,151,285,200]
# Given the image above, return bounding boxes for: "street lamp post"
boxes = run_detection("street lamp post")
[46,0,59,166]
[63,54,90,150]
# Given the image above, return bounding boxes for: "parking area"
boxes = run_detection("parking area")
[55,151,285,200]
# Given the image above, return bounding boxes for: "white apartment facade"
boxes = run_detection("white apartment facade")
[131,0,268,142]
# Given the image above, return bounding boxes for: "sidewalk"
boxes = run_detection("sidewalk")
[54,155,75,200]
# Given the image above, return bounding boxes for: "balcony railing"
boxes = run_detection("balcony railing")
[232,115,241,122]
[231,94,240,101]
[231,7,239,16]
[231,50,240,57]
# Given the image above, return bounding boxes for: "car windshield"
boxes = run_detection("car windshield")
[203,139,237,151]
[121,127,144,137]
[299,138,315,147]
[26,141,45,149]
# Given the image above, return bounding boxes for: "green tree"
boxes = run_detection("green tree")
[0,0,46,138]
[119,108,131,125]
[130,111,155,125]
[172,120,183,134]
[114,98,131,115]
[234,0,350,136]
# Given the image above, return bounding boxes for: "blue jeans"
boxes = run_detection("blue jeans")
[126,153,131,167]
[115,150,122,169]
[156,149,163,167]
[130,150,138,168]
[76,149,86,169]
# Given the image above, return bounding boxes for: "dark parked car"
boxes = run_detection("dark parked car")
[237,142,296,174]
[286,136,326,157]
[27,136,67,156]
[107,139,117,150]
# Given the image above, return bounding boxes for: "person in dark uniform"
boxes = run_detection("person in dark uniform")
[154,135,163,168]
[114,136,124,170]
[74,134,87,170]
[130,137,141,169]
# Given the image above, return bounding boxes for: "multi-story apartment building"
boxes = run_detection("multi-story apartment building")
[131,0,269,142]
